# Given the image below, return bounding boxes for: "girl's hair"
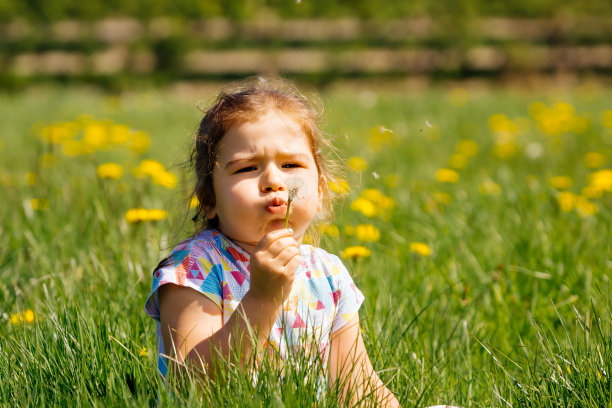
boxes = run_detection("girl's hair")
[190,76,338,233]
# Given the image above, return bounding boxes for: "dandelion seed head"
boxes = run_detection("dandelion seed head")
[286,177,304,202]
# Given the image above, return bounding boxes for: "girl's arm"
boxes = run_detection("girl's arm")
[328,314,401,407]
[159,229,300,377]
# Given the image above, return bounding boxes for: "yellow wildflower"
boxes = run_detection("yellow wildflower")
[190,195,200,208]
[355,224,380,242]
[341,246,372,259]
[603,110,612,128]
[97,163,123,180]
[139,347,149,357]
[109,124,131,145]
[581,185,602,199]
[479,180,501,196]
[132,159,166,178]
[83,124,108,150]
[29,198,48,211]
[447,87,469,107]
[409,242,431,257]
[62,140,95,156]
[152,171,177,189]
[456,140,479,157]
[548,176,573,190]
[319,224,340,237]
[435,168,459,184]
[361,188,383,203]
[575,196,598,217]
[557,192,577,212]
[25,172,36,186]
[347,157,368,172]
[368,125,395,152]
[10,313,21,324]
[489,114,518,134]
[39,123,75,144]
[583,152,605,168]
[588,169,612,192]
[329,178,350,195]
[128,131,151,154]
[350,198,377,217]
[448,154,468,169]
[23,309,35,323]
[125,208,168,223]
[148,209,169,221]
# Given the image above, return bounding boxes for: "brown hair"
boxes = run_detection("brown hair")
[190,77,337,233]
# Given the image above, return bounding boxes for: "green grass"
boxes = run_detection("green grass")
[1,82,611,407]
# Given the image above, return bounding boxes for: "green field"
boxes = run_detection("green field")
[1,81,611,407]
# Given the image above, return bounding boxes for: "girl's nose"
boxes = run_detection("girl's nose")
[260,164,285,192]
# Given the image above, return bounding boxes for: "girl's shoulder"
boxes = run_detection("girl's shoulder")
[155,229,249,271]
[299,245,347,274]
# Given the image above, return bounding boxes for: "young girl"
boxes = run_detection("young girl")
[144,78,400,406]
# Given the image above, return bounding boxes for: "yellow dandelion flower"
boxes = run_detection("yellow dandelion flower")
[125,208,149,223]
[368,125,395,152]
[493,141,517,159]
[583,152,605,168]
[132,159,166,178]
[435,168,459,184]
[603,110,612,128]
[152,171,177,189]
[319,224,339,237]
[588,169,612,192]
[83,124,108,150]
[109,124,131,145]
[448,154,468,169]
[489,114,518,134]
[409,242,431,257]
[139,347,149,357]
[575,196,598,217]
[97,163,123,180]
[581,185,603,199]
[557,191,577,212]
[147,209,169,221]
[39,124,74,144]
[347,156,368,172]
[128,131,151,154]
[548,176,573,190]
[25,172,36,186]
[29,198,48,211]
[350,198,377,217]
[328,178,350,194]
[10,313,21,324]
[23,309,35,323]
[190,195,200,208]
[344,226,355,236]
[341,246,371,259]
[361,188,383,203]
[355,224,380,242]
[62,140,94,156]
[479,180,501,196]
[456,140,479,157]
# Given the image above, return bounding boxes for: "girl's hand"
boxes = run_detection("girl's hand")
[249,229,301,306]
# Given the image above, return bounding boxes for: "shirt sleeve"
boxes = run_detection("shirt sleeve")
[329,254,365,333]
[144,240,224,321]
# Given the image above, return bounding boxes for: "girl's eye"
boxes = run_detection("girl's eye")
[235,166,256,174]
[282,163,300,169]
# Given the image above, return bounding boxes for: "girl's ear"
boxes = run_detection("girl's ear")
[205,205,217,220]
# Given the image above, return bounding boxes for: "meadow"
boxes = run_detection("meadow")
[1,81,611,407]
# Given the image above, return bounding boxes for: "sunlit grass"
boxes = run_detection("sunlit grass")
[1,83,611,406]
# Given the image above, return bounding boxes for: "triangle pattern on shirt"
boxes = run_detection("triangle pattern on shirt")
[293,312,306,329]
[230,270,245,286]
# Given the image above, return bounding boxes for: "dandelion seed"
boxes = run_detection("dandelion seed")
[285,177,304,229]
[425,120,432,128]
[372,171,379,179]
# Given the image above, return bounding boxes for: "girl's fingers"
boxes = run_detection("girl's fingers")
[256,229,294,252]
[284,253,302,274]
[275,245,301,267]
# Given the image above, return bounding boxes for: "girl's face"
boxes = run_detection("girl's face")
[208,111,322,253]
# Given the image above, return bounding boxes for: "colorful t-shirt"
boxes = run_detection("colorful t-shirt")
[144,229,365,377]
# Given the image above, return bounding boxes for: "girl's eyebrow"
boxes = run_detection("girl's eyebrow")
[224,152,311,169]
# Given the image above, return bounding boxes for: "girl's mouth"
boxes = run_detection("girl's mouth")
[266,197,287,215]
